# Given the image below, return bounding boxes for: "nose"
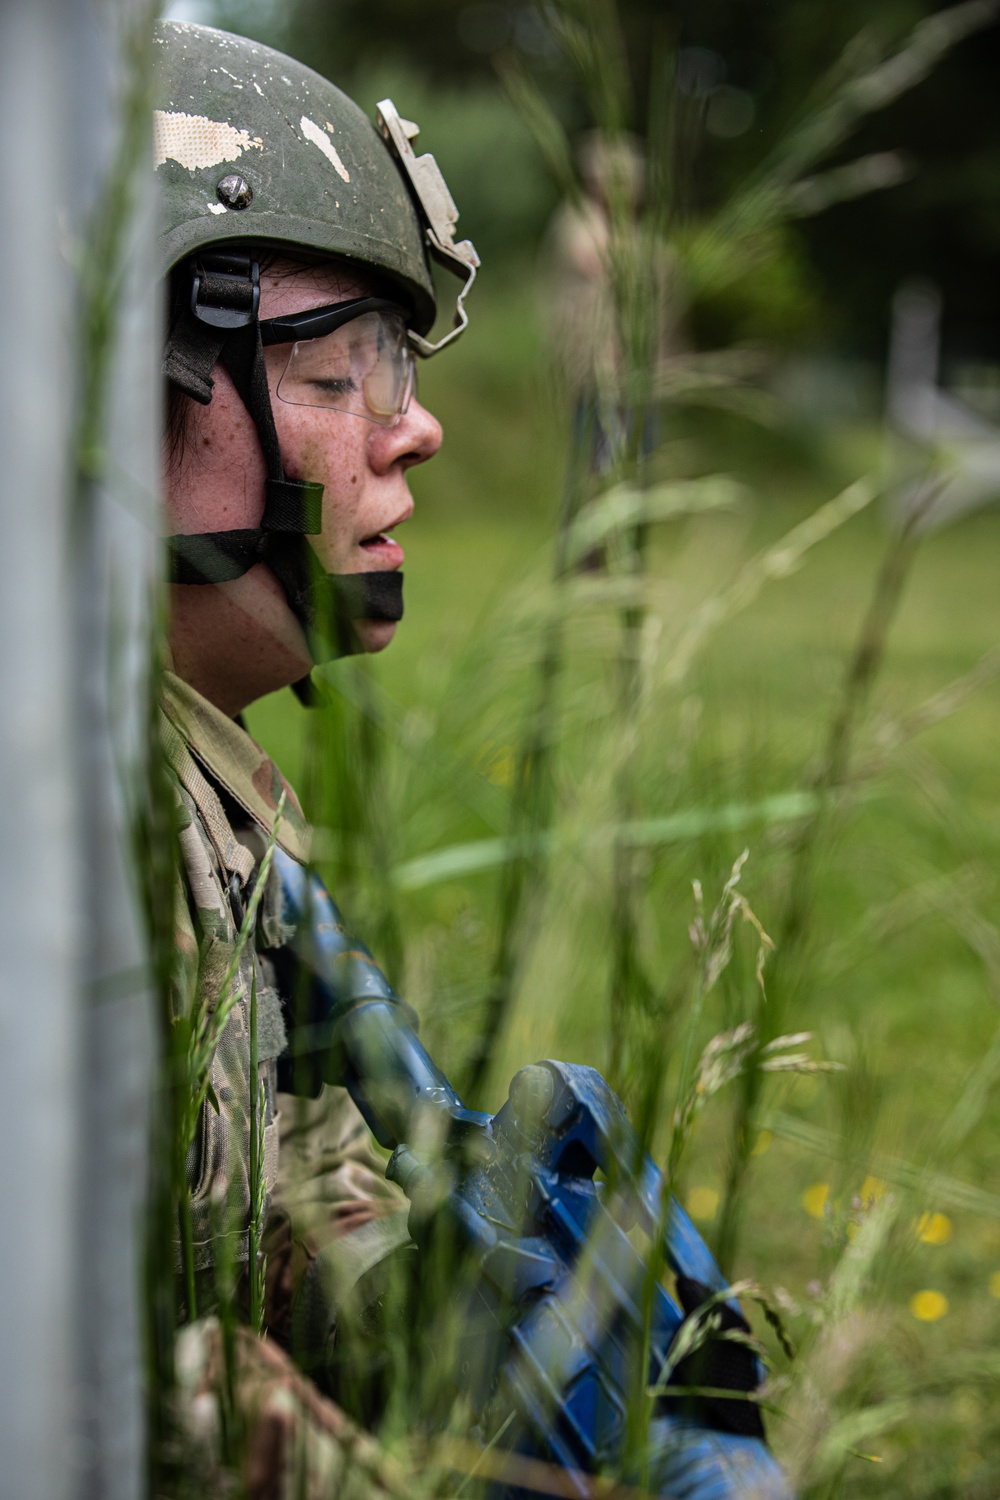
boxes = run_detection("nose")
[368,395,442,474]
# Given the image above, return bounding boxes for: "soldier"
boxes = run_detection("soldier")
[155,18,478,1493]
[154,24,790,1500]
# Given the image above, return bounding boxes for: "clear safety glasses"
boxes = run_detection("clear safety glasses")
[259,296,416,428]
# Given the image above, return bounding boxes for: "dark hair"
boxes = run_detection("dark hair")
[164,381,192,470]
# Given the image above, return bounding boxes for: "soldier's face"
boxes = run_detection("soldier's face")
[165,259,442,715]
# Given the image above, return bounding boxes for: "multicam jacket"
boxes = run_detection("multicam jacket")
[161,672,405,1311]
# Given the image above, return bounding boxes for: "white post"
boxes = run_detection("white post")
[0,3,159,1497]
[0,2,79,1495]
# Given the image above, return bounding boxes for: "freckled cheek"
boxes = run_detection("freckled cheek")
[277,413,369,551]
[316,481,368,569]
[276,405,365,486]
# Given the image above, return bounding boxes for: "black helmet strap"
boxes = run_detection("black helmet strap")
[163,251,404,669]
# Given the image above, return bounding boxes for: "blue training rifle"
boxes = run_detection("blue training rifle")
[270,846,793,1500]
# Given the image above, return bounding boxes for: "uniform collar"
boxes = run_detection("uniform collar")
[160,671,311,864]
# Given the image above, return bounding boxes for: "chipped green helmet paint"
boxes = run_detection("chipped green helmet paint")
[153,20,437,335]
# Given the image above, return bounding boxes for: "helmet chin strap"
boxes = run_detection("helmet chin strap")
[167,529,404,660]
[163,250,404,677]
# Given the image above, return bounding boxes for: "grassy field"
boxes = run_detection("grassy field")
[246,278,1000,1495]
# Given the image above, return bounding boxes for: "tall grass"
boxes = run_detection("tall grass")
[149,1,1000,1494]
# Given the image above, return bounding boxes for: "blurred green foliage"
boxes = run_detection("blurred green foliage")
[170,0,1000,1487]
[199,0,1000,355]
[247,276,1000,1490]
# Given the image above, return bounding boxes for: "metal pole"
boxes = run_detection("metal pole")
[0,3,159,1497]
[0,1,81,1494]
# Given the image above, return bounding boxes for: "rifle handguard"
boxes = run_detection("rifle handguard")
[270,848,466,1146]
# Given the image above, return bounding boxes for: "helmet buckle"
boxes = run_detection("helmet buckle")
[190,252,261,330]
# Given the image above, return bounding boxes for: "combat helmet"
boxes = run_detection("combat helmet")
[156,20,479,659]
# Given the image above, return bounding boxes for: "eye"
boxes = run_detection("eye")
[310,376,356,396]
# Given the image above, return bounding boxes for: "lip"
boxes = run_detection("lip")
[357,505,411,568]
[357,532,405,568]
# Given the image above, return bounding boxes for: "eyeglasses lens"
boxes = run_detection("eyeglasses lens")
[275,310,414,426]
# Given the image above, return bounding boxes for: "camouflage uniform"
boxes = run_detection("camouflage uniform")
[153,16,478,1488]
[162,670,408,1491]
[174,1317,404,1500]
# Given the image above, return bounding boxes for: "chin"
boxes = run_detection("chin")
[354,619,398,654]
